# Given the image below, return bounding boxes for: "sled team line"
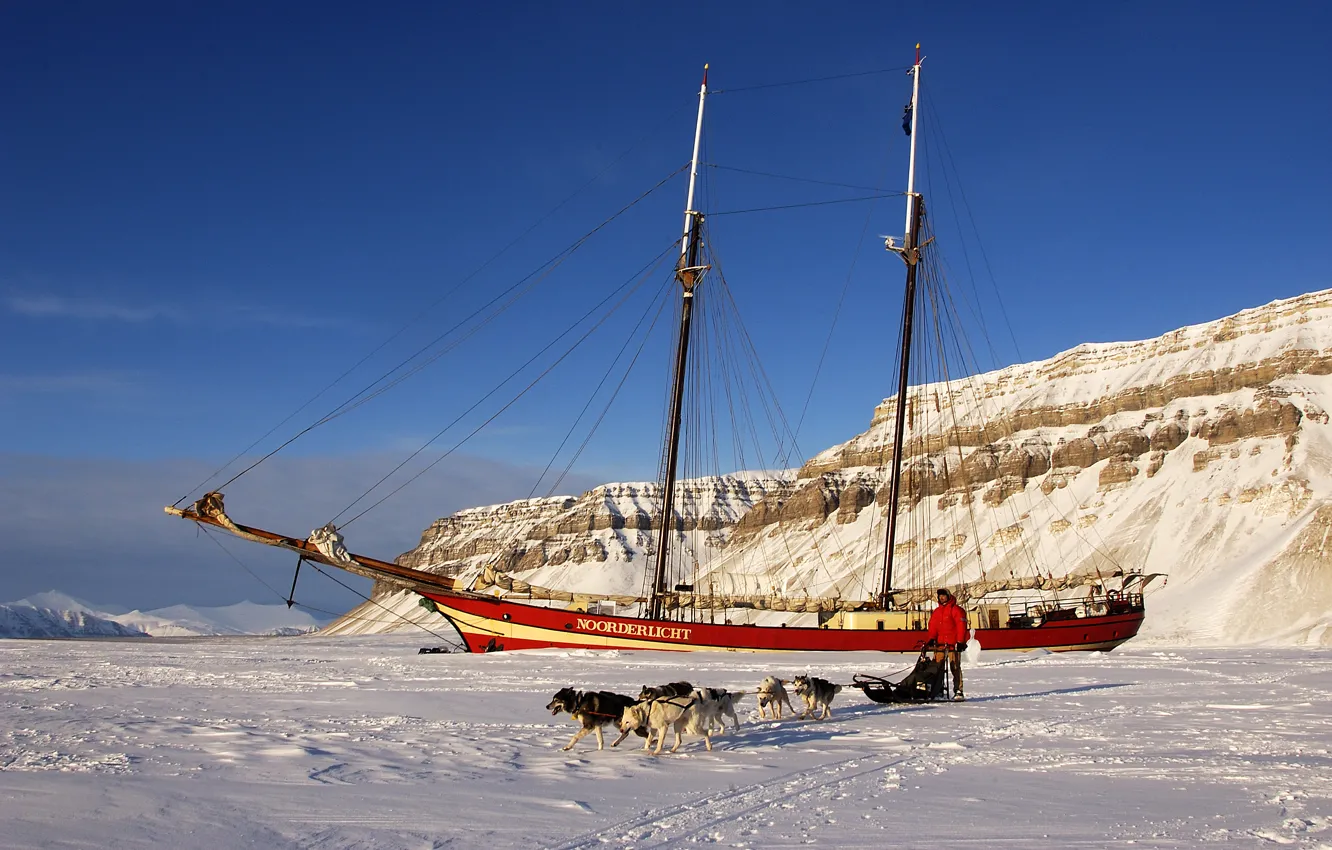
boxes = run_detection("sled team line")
[548,659,960,756]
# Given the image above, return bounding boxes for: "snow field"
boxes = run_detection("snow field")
[0,635,1329,848]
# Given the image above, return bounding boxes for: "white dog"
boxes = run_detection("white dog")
[692,687,747,733]
[755,676,796,720]
[617,696,713,754]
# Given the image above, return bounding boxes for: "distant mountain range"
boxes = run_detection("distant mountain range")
[0,591,322,639]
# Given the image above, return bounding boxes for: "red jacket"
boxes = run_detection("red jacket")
[926,597,970,646]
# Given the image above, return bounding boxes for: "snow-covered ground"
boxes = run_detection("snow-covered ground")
[1,635,1329,849]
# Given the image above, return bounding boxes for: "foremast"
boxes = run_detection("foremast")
[648,65,709,621]
[879,45,925,609]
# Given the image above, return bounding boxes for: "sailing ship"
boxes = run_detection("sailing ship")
[167,48,1152,653]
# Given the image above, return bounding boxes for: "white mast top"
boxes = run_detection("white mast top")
[904,44,923,243]
[681,65,709,267]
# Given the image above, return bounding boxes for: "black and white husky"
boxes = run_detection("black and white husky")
[637,681,693,702]
[792,674,842,720]
[546,687,642,751]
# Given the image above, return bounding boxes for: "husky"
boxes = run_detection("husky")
[755,675,797,720]
[617,694,713,755]
[637,681,693,702]
[792,674,842,720]
[546,687,643,751]
[693,687,747,732]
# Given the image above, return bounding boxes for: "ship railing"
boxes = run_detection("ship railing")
[1000,592,1144,628]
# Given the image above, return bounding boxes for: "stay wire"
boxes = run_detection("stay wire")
[709,194,901,217]
[545,290,673,497]
[712,66,911,94]
[299,560,464,648]
[174,94,695,510]
[921,99,1004,375]
[924,88,1022,363]
[937,239,1126,581]
[790,156,897,446]
[182,164,689,507]
[335,239,681,529]
[702,163,892,194]
[700,246,850,600]
[197,525,290,605]
[320,164,692,421]
[198,525,461,647]
[319,243,580,432]
[528,259,676,498]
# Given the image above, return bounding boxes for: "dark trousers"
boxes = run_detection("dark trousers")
[933,645,963,694]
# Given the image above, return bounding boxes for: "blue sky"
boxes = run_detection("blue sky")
[2,1,1329,613]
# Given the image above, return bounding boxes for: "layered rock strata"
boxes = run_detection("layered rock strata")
[329,289,1332,646]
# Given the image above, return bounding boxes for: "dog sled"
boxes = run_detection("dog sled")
[852,646,951,704]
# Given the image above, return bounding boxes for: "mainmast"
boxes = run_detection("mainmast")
[649,65,709,621]
[879,45,924,609]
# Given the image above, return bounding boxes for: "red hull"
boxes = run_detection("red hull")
[161,507,1145,654]
[421,591,1144,654]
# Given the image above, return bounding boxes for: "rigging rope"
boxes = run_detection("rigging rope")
[709,194,902,217]
[712,66,912,94]
[174,156,682,509]
[923,88,1022,362]
[703,163,893,194]
[199,525,463,648]
[788,149,898,448]
[299,560,464,649]
[178,164,690,507]
[528,263,676,498]
[335,239,681,528]
[543,290,674,498]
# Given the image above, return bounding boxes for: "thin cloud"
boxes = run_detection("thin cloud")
[5,293,347,330]
[0,372,139,395]
[7,294,185,322]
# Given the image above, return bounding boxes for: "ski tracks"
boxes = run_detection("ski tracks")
[551,705,1121,849]
[551,747,910,849]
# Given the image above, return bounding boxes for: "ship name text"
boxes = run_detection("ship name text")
[575,618,691,641]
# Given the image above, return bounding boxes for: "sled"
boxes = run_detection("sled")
[852,647,949,703]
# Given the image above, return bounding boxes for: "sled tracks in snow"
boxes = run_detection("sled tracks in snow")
[550,703,1131,850]
[552,748,907,849]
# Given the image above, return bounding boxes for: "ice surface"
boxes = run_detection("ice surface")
[1,634,1329,848]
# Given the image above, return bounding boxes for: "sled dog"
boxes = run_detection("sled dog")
[755,676,796,720]
[692,687,747,732]
[637,681,693,702]
[546,687,642,751]
[792,674,842,720]
[618,695,712,754]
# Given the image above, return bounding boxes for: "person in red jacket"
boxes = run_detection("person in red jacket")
[926,588,970,701]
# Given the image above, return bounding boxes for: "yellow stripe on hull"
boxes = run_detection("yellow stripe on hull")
[439,603,787,653]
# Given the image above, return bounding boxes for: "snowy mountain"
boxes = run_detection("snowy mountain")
[110,601,322,637]
[325,289,1332,646]
[0,604,147,639]
[1,591,322,638]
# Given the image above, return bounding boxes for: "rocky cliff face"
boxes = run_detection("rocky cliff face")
[392,476,792,599]
[329,290,1332,645]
